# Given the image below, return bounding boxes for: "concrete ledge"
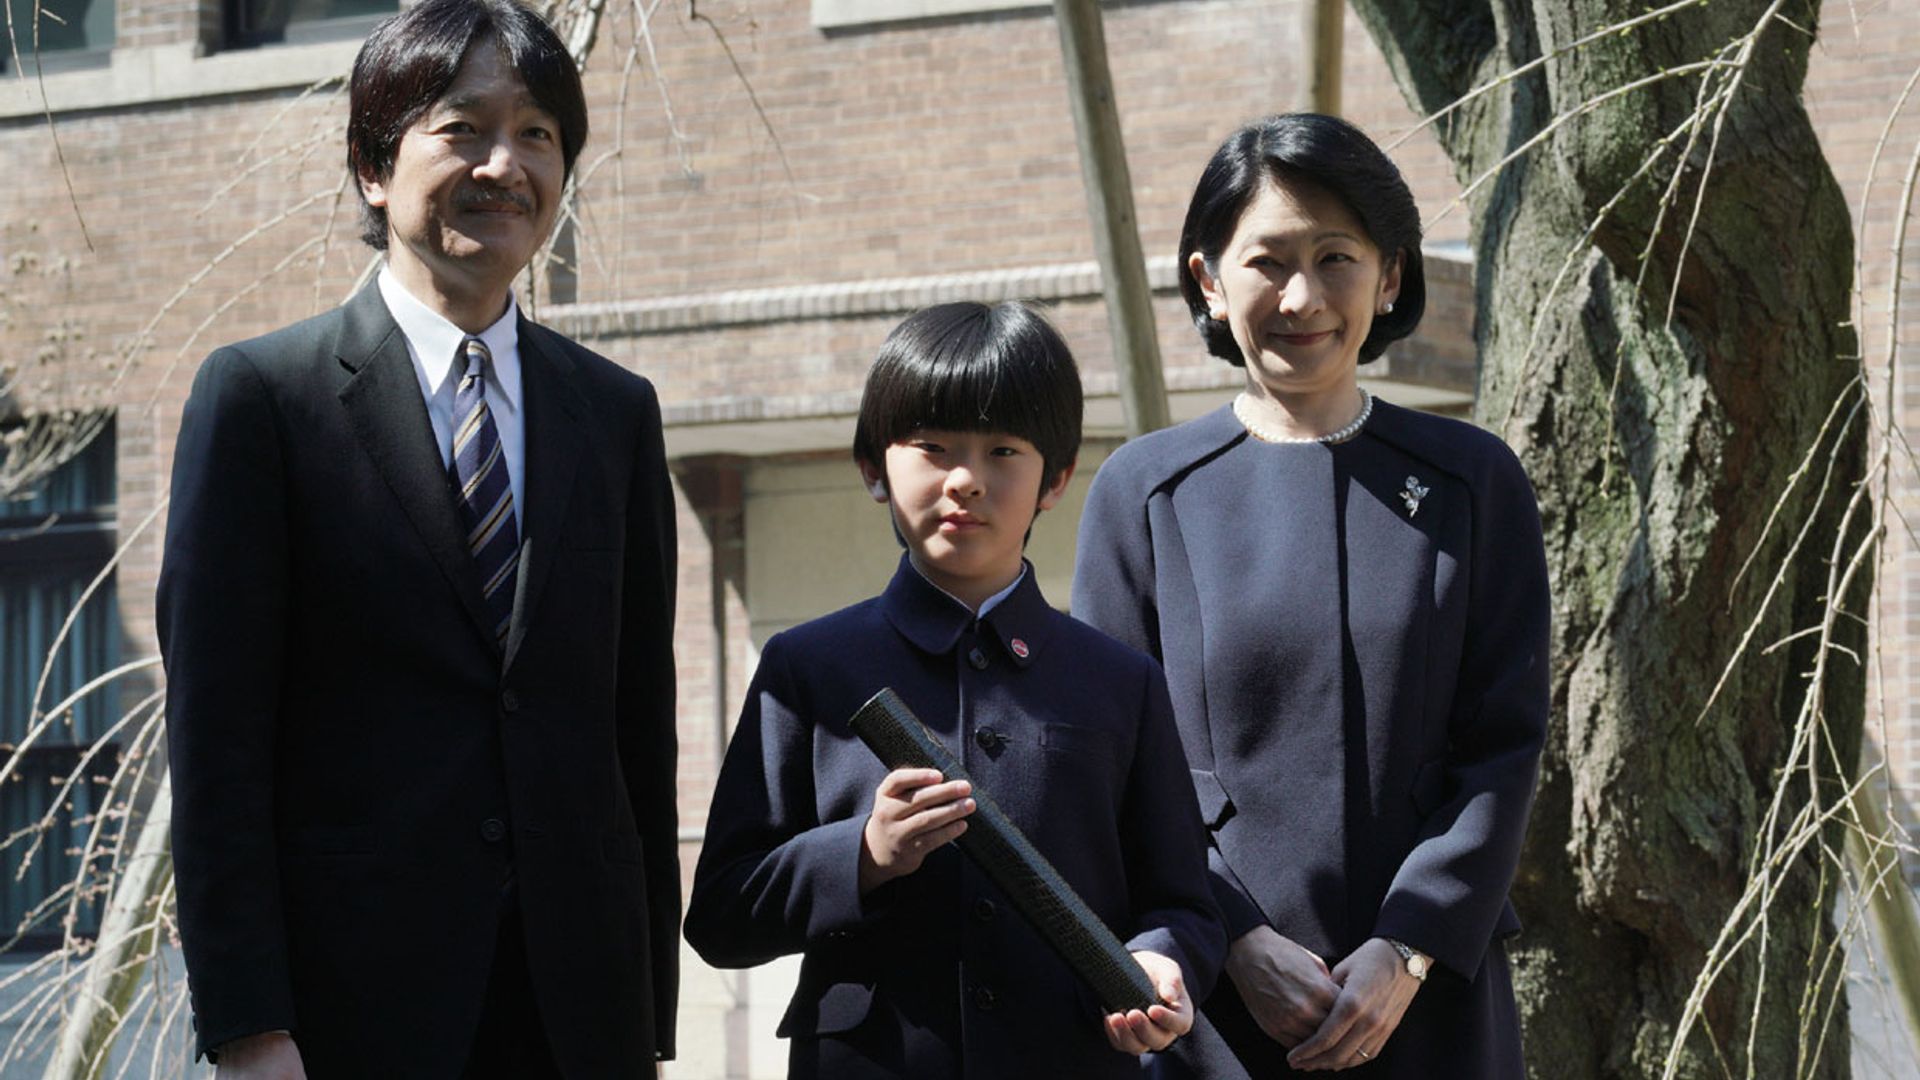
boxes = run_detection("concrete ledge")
[0,39,357,119]
[550,246,1473,343]
[812,0,1047,30]
[550,256,1184,340]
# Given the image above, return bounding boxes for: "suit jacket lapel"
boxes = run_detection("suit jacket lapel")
[334,285,502,656]
[504,319,586,673]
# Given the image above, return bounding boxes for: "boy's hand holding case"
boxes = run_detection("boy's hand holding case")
[847,687,1160,1014]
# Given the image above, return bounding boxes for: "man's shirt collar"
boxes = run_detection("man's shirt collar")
[377,266,522,410]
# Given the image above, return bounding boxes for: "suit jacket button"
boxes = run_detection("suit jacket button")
[480,818,507,843]
[975,728,1000,751]
[972,898,997,922]
[501,689,520,713]
[967,647,988,670]
[972,985,997,1010]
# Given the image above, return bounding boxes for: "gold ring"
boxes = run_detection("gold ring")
[1357,1049,1371,1060]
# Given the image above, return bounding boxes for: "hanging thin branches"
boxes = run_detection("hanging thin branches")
[1368,0,1918,1074]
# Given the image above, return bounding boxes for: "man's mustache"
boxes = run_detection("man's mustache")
[454,186,532,213]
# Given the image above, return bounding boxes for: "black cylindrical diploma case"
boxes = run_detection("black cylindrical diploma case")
[847,687,1160,1014]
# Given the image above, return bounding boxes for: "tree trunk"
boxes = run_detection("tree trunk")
[1348,1,1865,1076]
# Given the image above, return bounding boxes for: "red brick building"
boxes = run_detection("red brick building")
[0,0,1914,1072]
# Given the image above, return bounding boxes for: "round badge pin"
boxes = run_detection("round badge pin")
[1010,638,1029,659]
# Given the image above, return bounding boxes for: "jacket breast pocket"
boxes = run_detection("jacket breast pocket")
[776,980,875,1038]
[1040,722,1113,760]
[563,542,623,582]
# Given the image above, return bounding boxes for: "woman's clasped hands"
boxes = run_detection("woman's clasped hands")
[1227,927,1422,1071]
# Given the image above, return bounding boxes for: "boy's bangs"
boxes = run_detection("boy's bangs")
[855,301,1083,479]
[884,339,1054,448]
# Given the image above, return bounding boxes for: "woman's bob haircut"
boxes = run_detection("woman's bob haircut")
[853,301,1083,493]
[1178,113,1426,366]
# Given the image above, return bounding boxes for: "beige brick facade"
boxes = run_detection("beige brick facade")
[1808,5,1920,861]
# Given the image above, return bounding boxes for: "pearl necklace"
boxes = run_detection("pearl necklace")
[1233,387,1374,445]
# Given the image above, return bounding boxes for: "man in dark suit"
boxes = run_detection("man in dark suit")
[157,1,678,1075]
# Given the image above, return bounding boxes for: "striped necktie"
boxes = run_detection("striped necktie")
[451,336,519,648]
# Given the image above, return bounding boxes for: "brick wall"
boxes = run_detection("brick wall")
[560,0,1464,309]
[1804,1,1920,861]
[116,0,207,48]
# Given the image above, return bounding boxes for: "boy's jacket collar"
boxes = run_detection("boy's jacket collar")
[879,554,1053,669]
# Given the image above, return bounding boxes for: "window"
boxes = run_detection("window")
[0,422,119,947]
[226,0,395,49]
[0,0,114,71]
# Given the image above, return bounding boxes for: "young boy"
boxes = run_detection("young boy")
[685,301,1225,1079]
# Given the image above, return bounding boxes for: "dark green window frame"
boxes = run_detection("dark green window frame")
[0,423,120,950]
[0,0,114,73]
[224,0,395,50]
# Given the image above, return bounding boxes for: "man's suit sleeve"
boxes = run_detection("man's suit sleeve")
[157,347,299,1057]
[615,377,680,1060]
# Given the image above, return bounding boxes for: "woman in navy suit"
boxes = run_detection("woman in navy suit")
[1073,114,1549,1077]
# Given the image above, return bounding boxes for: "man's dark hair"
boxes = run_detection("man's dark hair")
[347,0,588,250]
[1177,113,1426,366]
[853,301,1084,494]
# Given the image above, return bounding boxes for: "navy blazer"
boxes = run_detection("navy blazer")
[686,558,1225,1080]
[1073,401,1548,1079]
[158,285,679,1076]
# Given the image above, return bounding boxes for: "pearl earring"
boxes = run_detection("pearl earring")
[1381,301,1394,315]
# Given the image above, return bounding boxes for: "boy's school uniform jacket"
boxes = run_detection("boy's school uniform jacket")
[685,556,1226,1080]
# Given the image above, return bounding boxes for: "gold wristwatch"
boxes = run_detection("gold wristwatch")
[1385,938,1429,981]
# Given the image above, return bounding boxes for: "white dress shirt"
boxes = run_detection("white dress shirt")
[378,267,527,518]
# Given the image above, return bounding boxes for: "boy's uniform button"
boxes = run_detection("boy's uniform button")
[972,898,997,922]
[967,648,988,670]
[975,727,1001,751]
[480,818,507,843]
[972,985,997,1010]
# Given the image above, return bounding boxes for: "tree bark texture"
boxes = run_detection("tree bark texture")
[1347,1,1865,1076]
